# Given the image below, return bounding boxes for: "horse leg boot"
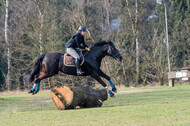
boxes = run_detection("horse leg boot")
[28,82,40,94]
[97,69,117,93]
[109,80,117,93]
[28,83,37,93]
[75,58,84,75]
[32,82,40,95]
[105,86,115,97]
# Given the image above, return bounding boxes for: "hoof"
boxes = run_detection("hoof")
[110,92,115,97]
[108,91,115,97]
[112,87,117,93]
[28,89,35,94]
[32,90,39,95]
[108,90,115,97]
[28,89,39,95]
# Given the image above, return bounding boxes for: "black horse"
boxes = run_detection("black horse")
[24,40,123,97]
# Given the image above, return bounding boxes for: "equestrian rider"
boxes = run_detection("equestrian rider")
[65,26,90,75]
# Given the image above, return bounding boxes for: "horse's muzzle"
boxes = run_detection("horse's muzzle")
[116,56,123,62]
[119,56,123,61]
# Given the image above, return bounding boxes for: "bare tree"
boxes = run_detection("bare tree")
[125,0,140,83]
[135,0,139,83]
[32,0,49,54]
[103,0,111,31]
[3,0,11,90]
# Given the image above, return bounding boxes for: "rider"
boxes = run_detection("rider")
[65,26,90,75]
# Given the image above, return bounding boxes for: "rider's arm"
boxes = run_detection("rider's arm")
[82,42,88,48]
[75,34,86,49]
[82,38,88,48]
[81,36,90,51]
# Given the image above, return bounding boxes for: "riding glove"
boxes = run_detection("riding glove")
[85,47,90,52]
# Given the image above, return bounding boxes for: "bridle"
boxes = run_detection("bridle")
[109,45,120,58]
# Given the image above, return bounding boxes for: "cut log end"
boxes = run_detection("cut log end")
[53,86,73,106]
[50,91,65,110]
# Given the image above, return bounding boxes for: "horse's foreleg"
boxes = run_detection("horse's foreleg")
[90,72,115,97]
[98,69,117,93]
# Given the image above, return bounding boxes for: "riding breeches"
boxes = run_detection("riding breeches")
[66,48,80,59]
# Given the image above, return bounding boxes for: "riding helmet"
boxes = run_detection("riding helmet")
[78,26,86,32]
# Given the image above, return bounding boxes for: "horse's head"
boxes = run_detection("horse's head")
[106,41,123,61]
[89,40,122,62]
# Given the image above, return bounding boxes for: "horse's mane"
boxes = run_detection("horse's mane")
[90,40,113,49]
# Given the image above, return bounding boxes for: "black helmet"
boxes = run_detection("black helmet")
[78,26,86,32]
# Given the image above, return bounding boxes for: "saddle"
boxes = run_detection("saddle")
[64,50,84,67]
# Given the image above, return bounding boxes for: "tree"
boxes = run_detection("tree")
[0,0,189,90]
[2,0,11,90]
[168,0,190,68]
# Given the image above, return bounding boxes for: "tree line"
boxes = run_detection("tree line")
[0,0,189,91]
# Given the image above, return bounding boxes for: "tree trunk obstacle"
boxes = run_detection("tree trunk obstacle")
[50,86,108,110]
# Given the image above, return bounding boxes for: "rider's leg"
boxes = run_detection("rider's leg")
[66,48,84,75]
[75,58,84,75]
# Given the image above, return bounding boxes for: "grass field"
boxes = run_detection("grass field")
[1,84,190,126]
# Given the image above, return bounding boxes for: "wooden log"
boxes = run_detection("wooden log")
[50,86,108,110]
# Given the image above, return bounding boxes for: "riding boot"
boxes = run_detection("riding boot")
[75,58,84,75]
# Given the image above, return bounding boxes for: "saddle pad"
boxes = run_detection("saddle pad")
[64,53,84,67]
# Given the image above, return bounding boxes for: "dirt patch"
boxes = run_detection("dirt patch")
[31,99,53,103]
[117,89,157,95]
[0,91,28,96]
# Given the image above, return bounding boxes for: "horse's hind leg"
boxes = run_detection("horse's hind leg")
[34,72,48,83]
[29,64,52,94]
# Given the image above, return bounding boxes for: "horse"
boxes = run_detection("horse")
[24,40,123,97]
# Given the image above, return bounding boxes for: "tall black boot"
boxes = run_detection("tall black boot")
[75,58,84,75]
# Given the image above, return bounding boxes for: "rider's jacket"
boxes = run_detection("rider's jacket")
[65,32,88,49]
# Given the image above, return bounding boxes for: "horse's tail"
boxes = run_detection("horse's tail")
[24,54,46,84]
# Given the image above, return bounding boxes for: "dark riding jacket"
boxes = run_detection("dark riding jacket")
[65,32,88,49]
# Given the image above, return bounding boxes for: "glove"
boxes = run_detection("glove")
[85,47,90,52]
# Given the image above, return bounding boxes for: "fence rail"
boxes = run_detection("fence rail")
[168,71,190,86]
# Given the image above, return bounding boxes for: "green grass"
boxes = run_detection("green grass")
[1,84,190,126]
